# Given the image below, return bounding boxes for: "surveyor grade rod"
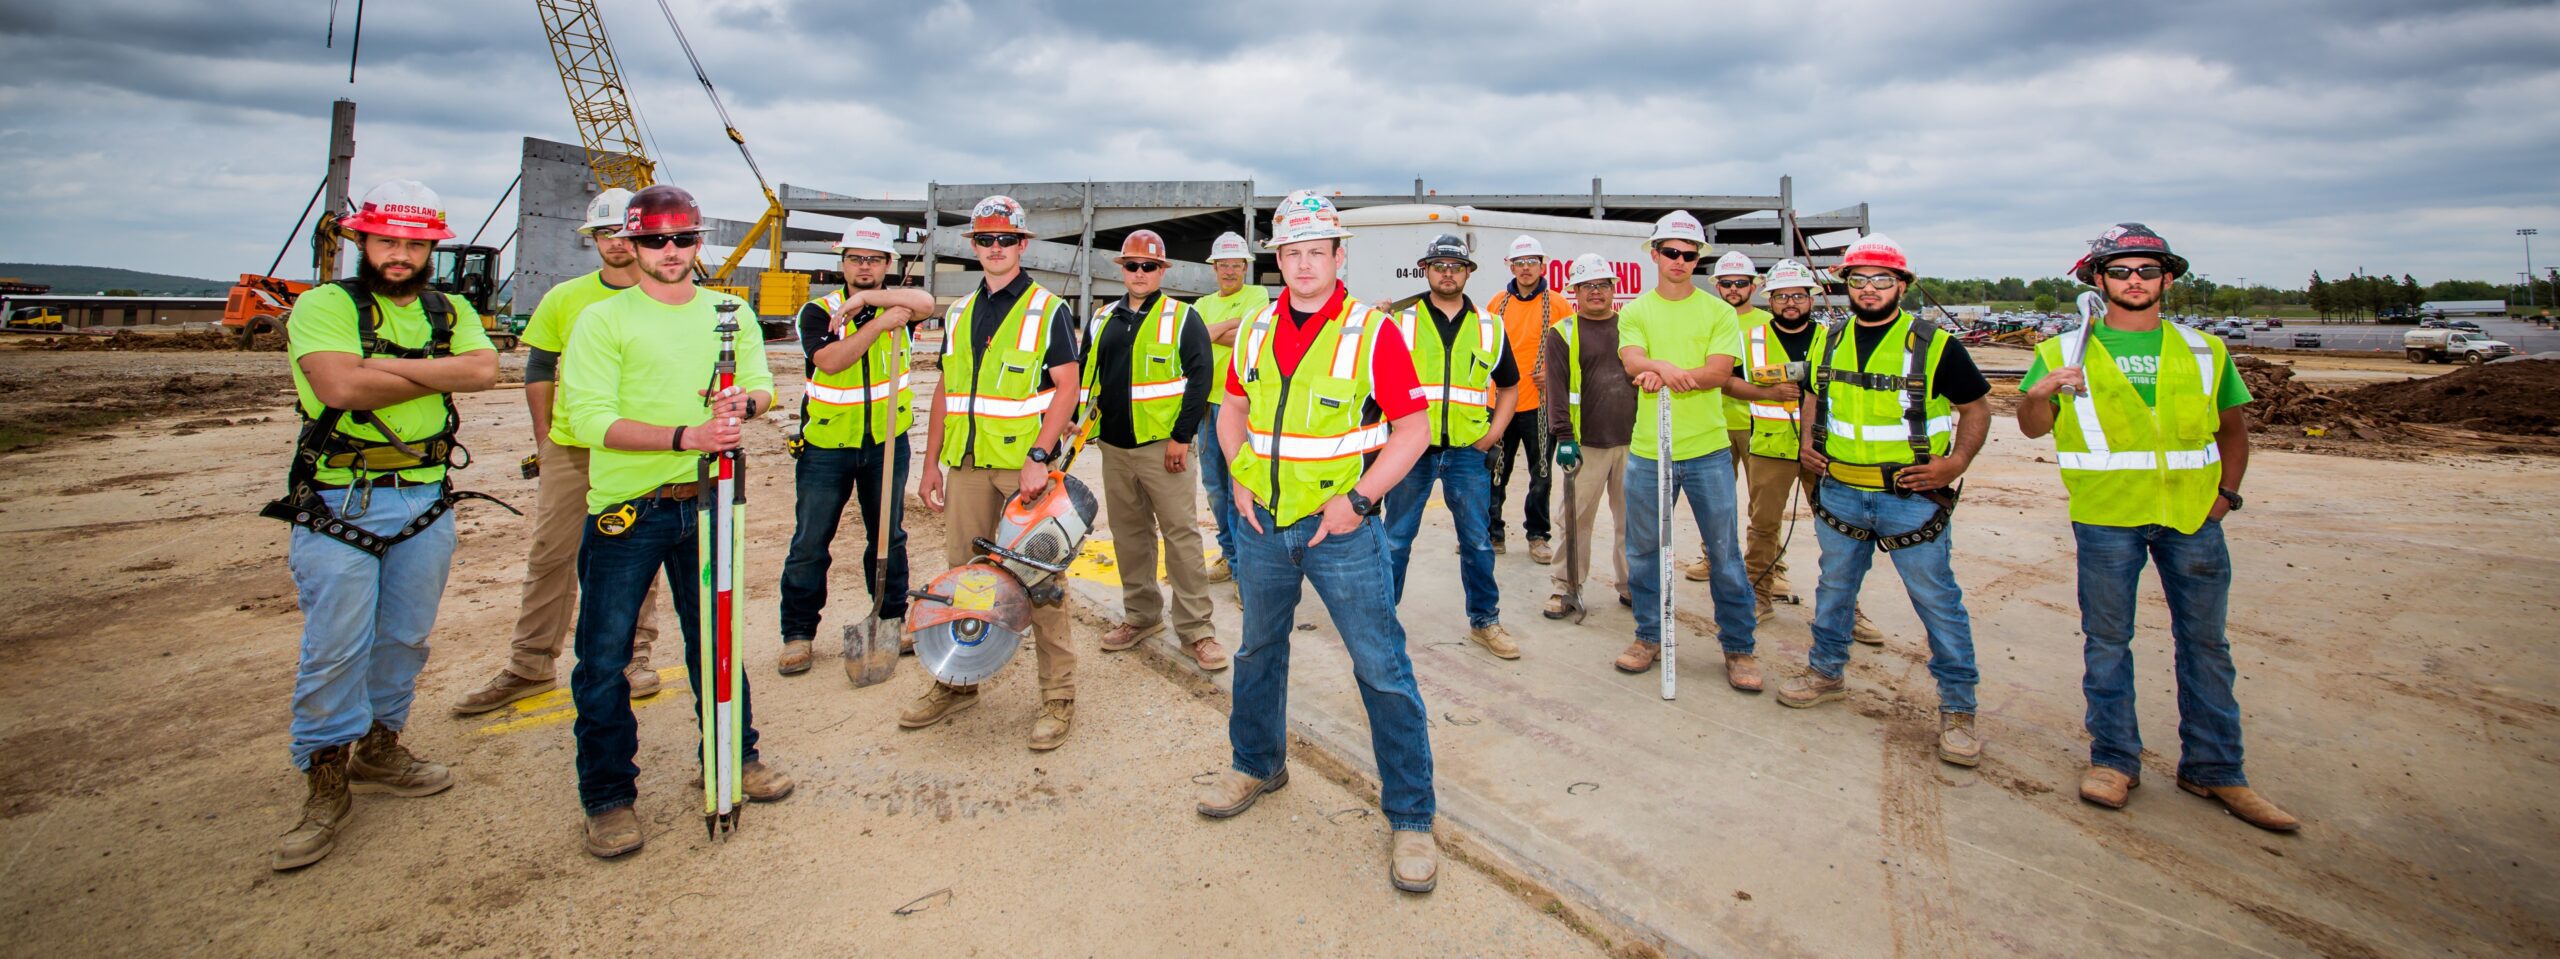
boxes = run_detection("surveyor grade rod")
[700,302,745,837]
[1657,386,1676,701]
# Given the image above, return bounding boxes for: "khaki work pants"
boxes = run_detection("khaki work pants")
[1551,444,1630,603]
[507,437,659,682]
[1743,451,1813,601]
[1098,441,1215,642]
[946,464,1077,700]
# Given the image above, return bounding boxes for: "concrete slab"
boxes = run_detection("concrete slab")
[1061,429,2560,958]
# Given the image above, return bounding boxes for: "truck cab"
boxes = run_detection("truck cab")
[2404,328,2514,366]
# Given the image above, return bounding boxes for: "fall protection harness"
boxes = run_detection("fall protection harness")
[1806,314,1958,552]
[259,278,515,556]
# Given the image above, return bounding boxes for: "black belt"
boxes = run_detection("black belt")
[1807,467,1957,553]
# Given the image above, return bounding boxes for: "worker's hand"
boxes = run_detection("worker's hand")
[700,385,753,421]
[1895,453,1969,492]
[2029,367,2086,401]
[685,415,744,453]
[1306,494,1362,546]
[828,292,872,332]
[1163,440,1189,474]
[1556,440,1581,472]
[1764,382,1802,403]
[2209,490,2234,523]
[1470,435,1497,453]
[1017,460,1051,499]
[1232,480,1264,534]
[865,306,913,333]
[918,463,946,512]
[1633,369,1665,392]
[1800,437,1830,473]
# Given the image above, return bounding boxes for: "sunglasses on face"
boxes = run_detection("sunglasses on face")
[1122,261,1163,273]
[1715,279,1755,289]
[633,234,702,250]
[1653,246,1700,263]
[971,234,1024,249]
[2101,265,2167,280]
[842,254,889,267]
[1842,273,1901,290]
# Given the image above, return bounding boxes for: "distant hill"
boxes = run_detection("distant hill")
[0,263,233,296]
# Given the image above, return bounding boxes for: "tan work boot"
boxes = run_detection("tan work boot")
[583,806,644,859]
[348,722,452,797]
[273,745,352,871]
[1491,535,1508,555]
[1527,538,1555,565]
[625,662,661,698]
[1776,670,1847,708]
[1724,652,1763,692]
[1100,621,1163,653]
[1028,699,1074,751]
[1196,767,1287,819]
[1851,607,1884,645]
[776,638,814,676]
[2177,779,2301,832]
[1683,554,1714,582]
[1468,623,1522,660]
[1938,712,1983,767]
[1613,640,1659,674]
[1390,829,1439,893]
[1755,593,1777,624]
[449,670,552,716]
[1188,636,1230,672]
[897,682,979,729]
[2080,766,2138,809]
[742,759,795,802]
[1206,556,1233,584]
[1542,594,1583,622]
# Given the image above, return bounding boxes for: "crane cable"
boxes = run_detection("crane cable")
[655,0,769,195]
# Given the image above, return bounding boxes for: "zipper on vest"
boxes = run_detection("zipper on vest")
[1267,367,1293,524]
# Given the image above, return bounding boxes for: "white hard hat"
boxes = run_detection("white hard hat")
[1266,189,1354,249]
[1209,232,1252,262]
[1566,253,1614,288]
[1711,252,1757,279]
[1507,235,1545,262]
[1648,210,1706,247]
[833,216,898,256]
[1763,259,1819,292]
[343,179,455,240]
[582,188,635,235]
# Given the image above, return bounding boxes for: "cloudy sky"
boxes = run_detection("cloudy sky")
[3,0,2553,289]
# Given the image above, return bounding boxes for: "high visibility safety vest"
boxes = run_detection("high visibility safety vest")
[1079,295,1197,445]
[1741,319,1823,460]
[1550,316,1593,440]
[2035,324,2227,534]
[800,289,914,449]
[1231,299,1391,527]
[939,283,1061,470]
[1724,308,1774,432]
[1400,301,1503,447]
[1815,311,1954,471]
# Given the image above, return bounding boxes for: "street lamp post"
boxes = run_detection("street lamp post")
[2522,229,2540,309]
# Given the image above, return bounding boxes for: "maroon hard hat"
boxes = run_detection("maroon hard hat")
[2070,222,2189,283]
[618,184,704,238]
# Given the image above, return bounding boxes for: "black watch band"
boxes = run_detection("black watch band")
[2217,488,2243,511]
[1347,491,1380,516]
[1026,446,1053,464]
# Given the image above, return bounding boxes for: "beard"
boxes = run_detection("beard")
[1772,304,1812,324]
[358,252,430,299]
[2105,287,2157,311]
[640,255,695,285]
[846,274,882,291]
[1850,297,1902,322]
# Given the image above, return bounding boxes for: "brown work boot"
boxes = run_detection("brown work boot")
[1776,670,1847,708]
[1028,699,1074,751]
[897,682,978,729]
[1683,554,1713,582]
[348,722,452,798]
[449,670,552,716]
[1207,556,1233,584]
[1195,767,1287,819]
[1188,636,1230,672]
[625,661,661,698]
[1755,593,1777,624]
[1851,607,1884,645]
[1527,538,1555,565]
[1724,652,1763,692]
[1491,535,1508,555]
[1938,712,1983,767]
[742,759,795,802]
[2177,779,2301,832]
[1100,621,1163,653]
[583,806,644,859]
[272,745,352,871]
[1390,829,1439,893]
[776,638,814,676]
[1468,623,1522,660]
[1613,640,1659,674]
[2080,766,2138,809]
[1541,594,1583,622]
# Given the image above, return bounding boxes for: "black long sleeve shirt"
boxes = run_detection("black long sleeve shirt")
[1091,291,1213,449]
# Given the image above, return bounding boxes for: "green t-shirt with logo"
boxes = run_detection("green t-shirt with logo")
[1191,285,1271,406]
[2022,324,2252,410]
[560,288,775,513]
[287,282,495,487]
[522,270,636,447]
[1618,288,1742,461]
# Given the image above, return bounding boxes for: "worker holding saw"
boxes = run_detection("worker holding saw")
[559,184,793,858]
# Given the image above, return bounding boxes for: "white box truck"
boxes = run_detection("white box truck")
[1333,204,1659,309]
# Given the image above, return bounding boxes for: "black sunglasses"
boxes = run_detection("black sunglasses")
[971,234,1024,249]
[1122,261,1163,273]
[633,234,702,250]
[1654,246,1700,263]
[2101,265,2167,280]
[1715,278,1755,289]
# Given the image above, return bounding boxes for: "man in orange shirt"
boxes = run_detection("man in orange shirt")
[1484,235,1574,564]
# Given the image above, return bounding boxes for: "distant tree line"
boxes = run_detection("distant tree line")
[1902,271,2559,322]
[2305,272,2558,321]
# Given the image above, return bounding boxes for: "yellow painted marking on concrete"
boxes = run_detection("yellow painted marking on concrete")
[1066,539,1169,588]
[472,665,688,736]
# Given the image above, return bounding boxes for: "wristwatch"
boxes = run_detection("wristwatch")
[1026,446,1054,465]
[1346,490,1381,517]
[2217,488,2243,511]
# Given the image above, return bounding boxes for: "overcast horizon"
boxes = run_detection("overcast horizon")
[2,0,2553,289]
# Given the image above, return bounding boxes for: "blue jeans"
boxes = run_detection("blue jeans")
[287,483,458,770]
[1230,502,1434,832]
[2075,521,2246,787]
[573,497,760,814]
[1806,478,1978,713]
[1383,446,1501,628]
[779,434,911,637]
[1623,449,1757,652]
[1196,414,1238,564]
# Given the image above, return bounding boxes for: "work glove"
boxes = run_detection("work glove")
[1556,440,1581,472]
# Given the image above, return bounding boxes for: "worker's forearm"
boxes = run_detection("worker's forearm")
[1208,319,1243,347]
[602,419,684,453]
[1482,387,1517,445]
[1951,400,1990,461]
[2016,393,2056,439]
[1356,414,1430,499]
[1617,346,1661,378]
[366,351,499,393]
[312,366,440,410]
[1218,397,1249,479]
[525,381,555,444]
[1687,357,1737,390]
[811,337,868,375]
[921,383,949,465]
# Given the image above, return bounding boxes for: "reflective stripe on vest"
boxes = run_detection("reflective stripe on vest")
[2042,322,2226,533]
[938,285,1060,468]
[800,289,916,448]
[1231,298,1385,526]
[1402,302,1502,447]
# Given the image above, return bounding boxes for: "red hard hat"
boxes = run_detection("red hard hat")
[618,184,704,238]
[1837,233,1913,281]
[1115,229,1168,264]
[342,180,455,241]
[967,195,1030,236]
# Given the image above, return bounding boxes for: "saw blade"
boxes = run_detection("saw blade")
[913,618,1025,686]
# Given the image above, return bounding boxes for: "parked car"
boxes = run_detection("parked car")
[2449,319,2483,332]
[2292,331,2321,348]
[2222,325,2249,341]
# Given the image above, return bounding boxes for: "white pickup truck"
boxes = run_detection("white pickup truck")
[2404,328,2516,365]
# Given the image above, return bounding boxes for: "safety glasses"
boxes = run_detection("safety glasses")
[1715,278,1755,289]
[841,254,889,267]
[633,234,702,250]
[1121,261,1163,273]
[1841,272,1901,290]
[1424,261,1471,274]
[1770,292,1814,303]
[2100,265,2167,280]
[1653,246,1700,263]
[971,234,1024,249]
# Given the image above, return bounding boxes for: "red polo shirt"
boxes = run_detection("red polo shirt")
[1224,282,1427,420]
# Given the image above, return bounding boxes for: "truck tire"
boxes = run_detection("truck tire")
[2466,352,2485,367]
[2407,348,2426,363]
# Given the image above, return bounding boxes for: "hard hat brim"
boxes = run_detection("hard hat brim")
[345,217,455,242]
[1263,227,1353,250]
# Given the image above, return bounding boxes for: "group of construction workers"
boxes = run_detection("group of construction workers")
[269,173,2296,889]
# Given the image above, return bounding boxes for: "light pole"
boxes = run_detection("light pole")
[2522,229,2540,309]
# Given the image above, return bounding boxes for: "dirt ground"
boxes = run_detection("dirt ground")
[0,343,1601,957]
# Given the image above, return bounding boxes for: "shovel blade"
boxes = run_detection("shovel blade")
[843,620,901,687]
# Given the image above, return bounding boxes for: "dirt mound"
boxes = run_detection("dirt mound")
[2245,355,2560,439]
[32,329,275,352]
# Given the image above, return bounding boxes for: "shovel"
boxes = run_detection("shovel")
[842,431,905,688]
